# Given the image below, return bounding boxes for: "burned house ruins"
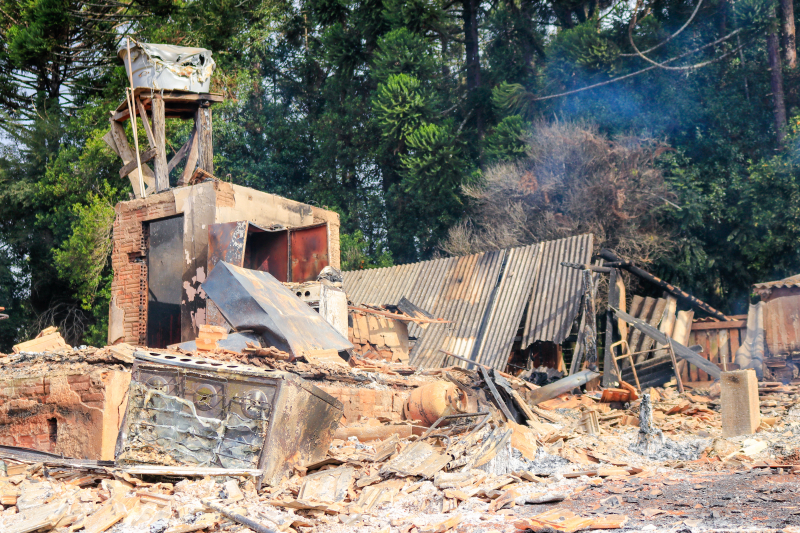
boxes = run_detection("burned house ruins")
[3,39,800,533]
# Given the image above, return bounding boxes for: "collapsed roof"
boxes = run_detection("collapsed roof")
[344,234,593,370]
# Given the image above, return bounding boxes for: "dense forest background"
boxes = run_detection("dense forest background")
[1,0,800,350]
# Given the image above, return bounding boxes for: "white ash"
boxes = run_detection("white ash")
[631,391,666,456]
[630,435,709,461]
[347,436,375,452]
[473,441,571,476]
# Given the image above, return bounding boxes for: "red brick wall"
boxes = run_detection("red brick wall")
[110,193,177,344]
[0,370,124,458]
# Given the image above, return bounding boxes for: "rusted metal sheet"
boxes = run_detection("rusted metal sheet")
[202,261,352,357]
[291,223,329,282]
[245,229,289,281]
[208,221,327,283]
[208,221,247,274]
[762,289,800,355]
[342,235,593,371]
[118,351,343,486]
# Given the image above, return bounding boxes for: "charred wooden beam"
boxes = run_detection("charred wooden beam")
[119,148,156,178]
[599,250,729,321]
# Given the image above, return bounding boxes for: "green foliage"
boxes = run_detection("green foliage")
[548,21,620,82]
[341,230,394,270]
[484,115,529,163]
[400,122,468,197]
[491,82,536,119]
[734,0,775,31]
[372,29,437,83]
[52,194,115,310]
[373,74,431,143]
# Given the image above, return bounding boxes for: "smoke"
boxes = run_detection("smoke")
[441,120,676,269]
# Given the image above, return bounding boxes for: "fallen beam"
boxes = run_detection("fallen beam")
[599,250,729,321]
[612,307,721,380]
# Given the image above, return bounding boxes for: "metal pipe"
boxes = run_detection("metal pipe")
[124,37,146,198]
[202,499,278,533]
[598,250,729,321]
[526,369,601,406]
[560,261,613,273]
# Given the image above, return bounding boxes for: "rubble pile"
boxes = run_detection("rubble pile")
[2,343,800,533]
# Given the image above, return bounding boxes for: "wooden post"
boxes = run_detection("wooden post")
[179,128,199,186]
[196,103,213,175]
[151,95,170,192]
[602,268,620,387]
[108,120,155,198]
[720,369,760,437]
[667,342,684,393]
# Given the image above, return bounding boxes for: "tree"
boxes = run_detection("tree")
[441,121,674,266]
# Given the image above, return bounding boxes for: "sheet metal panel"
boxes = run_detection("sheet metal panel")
[522,234,593,348]
[203,261,352,356]
[763,291,800,355]
[291,224,329,282]
[147,216,184,348]
[343,234,592,370]
[208,221,248,274]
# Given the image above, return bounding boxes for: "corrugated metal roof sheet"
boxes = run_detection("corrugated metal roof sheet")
[521,234,594,348]
[753,273,800,294]
[343,234,594,370]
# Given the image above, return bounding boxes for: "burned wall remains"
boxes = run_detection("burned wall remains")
[109,181,341,346]
[0,367,130,460]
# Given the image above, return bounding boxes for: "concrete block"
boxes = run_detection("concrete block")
[720,369,760,437]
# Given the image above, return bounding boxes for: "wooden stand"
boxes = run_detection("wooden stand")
[104,88,224,198]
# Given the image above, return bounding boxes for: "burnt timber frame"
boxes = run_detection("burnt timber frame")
[106,88,224,197]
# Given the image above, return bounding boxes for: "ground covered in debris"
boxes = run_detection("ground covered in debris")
[1,347,798,533]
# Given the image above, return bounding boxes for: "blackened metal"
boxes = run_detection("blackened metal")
[599,249,729,321]
[603,268,621,387]
[209,221,328,283]
[245,230,289,281]
[397,297,435,325]
[208,221,248,274]
[147,215,184,348]
[561,261,613,273]
[619,354,674,389]
[119,351,343,486]
[202,261,352,357]
[203,499,278,533]
[420,412,490,452]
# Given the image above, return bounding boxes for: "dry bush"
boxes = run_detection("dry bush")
[442,121,675,268]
